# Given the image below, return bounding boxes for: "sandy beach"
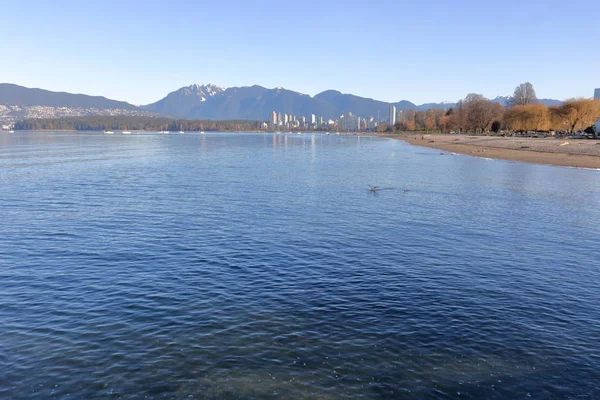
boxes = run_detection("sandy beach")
[386,133,600,169]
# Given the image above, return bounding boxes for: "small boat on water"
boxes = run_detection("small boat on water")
[123,131,131,134]
[8,130,14,133]
[200,131,205,134]
[179,130,184,134]
[104,130,114,134]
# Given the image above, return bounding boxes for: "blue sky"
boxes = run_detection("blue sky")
[1,0,598,105]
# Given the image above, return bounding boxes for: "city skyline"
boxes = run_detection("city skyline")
[268,106,406,132]
[0,0,599,105]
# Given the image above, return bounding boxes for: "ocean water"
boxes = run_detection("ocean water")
[1,131,599,399]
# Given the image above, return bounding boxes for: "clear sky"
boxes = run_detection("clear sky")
[1,0,598,105]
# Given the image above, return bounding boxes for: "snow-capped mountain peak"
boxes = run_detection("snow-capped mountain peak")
[180,84,226,101]
[491,96,510,106]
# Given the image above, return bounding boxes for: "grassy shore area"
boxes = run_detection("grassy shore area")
[385,133,600,169]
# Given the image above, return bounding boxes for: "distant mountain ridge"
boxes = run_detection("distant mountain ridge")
[489,96,562,107]
[0,83,138,110]
[0,83,564,122]
[144,85,421,120]
[144,84,564,121]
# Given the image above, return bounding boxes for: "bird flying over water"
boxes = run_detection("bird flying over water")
[368,185,380,192]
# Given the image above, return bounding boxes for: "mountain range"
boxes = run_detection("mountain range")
[1,83,563,122]
[143,84,425,121]
[0,83,138,110]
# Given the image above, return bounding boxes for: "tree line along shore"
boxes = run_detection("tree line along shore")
[12,116,264,132]
[378,83,600,136]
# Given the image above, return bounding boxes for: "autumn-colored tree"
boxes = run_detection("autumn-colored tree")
[424,109,437,130]
[548,106,565,131]
[376,124,388,133]
[504,107,522,131]
[527,104,551,131]
[557,98,600,133]
[403,120,417,131]
[505,104,550,131]
[433,109,446,127]
[437,115,451,132]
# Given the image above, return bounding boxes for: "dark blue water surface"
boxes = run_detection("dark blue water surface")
[1,131,599,399]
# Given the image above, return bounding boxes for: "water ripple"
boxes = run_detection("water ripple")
[1,132,599,399]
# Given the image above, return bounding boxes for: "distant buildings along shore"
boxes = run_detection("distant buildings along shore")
[268,105,400,132]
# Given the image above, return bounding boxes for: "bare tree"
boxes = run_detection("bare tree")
[467,99,503,133]
[451,100,468,132]
[461,94,502,133]
[508,82,538,107]
[464,93,485,104]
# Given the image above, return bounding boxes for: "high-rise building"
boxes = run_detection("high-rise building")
[311,114,316,125]
[271,111,278,125]
[594,88,600,101]
[344,112,360,131]
[389,105,396,126]
[284,114,289,124]
[368,117,375,129]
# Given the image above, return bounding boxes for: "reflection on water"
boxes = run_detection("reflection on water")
[1,131,599,399]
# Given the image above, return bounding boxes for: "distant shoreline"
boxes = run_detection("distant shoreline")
[6,130,599,169]
[383,133,600,169]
